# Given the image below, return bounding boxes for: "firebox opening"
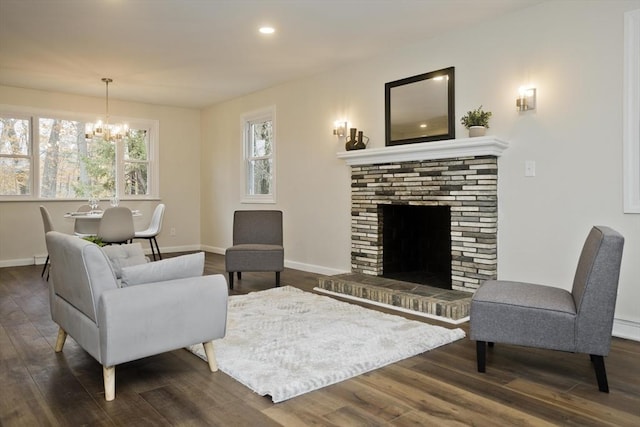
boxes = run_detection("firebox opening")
[381,204,451,290]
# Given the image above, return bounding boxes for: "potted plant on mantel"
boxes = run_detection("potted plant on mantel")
[460,105,492,137]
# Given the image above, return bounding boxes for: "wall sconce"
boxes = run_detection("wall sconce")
[333,120,347,137]
[516,87,536,112]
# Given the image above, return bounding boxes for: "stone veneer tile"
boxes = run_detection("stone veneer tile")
[349,155,498,292]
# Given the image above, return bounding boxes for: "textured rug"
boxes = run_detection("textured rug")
[188,286,465,403]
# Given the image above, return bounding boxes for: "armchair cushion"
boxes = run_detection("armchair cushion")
[102,243,148,279]
[471,280,577,351]
[120,252,205,287]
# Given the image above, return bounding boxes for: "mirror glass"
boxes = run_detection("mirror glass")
[385,67,455,146]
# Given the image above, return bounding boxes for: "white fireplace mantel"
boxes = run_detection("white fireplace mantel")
[336,136,509,166]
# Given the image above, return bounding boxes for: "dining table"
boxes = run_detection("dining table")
[64,209,142,235]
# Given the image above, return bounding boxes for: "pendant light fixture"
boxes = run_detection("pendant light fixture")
[85,77,128,141]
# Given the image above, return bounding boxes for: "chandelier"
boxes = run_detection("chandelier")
[85,77,128,141]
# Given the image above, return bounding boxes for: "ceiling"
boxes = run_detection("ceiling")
[0,0,545,108]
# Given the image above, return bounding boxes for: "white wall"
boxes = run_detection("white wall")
[200,0,640,338]
[0,86,202,264]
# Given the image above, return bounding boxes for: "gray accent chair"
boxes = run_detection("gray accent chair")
[225,210,284,290]
[45,231,228,401]
[470,226,624,392]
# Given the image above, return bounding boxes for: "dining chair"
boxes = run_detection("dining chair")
[39,205,55,279]
[74,204,97,237]
[134,203,165,260]
[98,207,135,245]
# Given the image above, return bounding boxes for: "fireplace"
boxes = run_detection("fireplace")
[381,204,451,289]
[348,153,500,292]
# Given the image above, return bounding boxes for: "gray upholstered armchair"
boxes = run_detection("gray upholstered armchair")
[45,231,228,401]
[470,226,624,392]
[225,210,284,289]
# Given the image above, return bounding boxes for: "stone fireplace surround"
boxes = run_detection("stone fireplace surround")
[315,137,508,324]
[340,136,508,292]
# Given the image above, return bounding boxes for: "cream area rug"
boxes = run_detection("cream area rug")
[188,286,465,403]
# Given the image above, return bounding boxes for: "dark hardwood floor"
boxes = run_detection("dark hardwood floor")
[1,252,639,426]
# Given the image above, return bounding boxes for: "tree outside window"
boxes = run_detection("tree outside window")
[242,107,275,203]
[0,117,30,195]
[0,112,156,199]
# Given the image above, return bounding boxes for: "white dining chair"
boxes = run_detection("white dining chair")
[134,203,165,260]
[74,204,97,237]
[39,205,55,279]
[98,207,135,245]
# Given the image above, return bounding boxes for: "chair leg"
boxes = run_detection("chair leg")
[54,327,67,352]
[275,271,280,287]
[228,272,234,290]
[488,342,495,348]
[41,255,49,277]
[237,272,242,280]
[590,354,609,393]
[103,365,116,401]
[152,237,162,260]
[476,341,487,372]
[203,341,218,372]
[148,238,157,261]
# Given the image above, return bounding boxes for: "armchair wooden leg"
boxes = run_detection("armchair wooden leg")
[228,272,234,290]
[590,354,609,393]
[203,341,218,372]
[54,327,67,352]
[276,271,280,287]
[476,341,487,373]
[237,272,242,280]
[103,365,115,401]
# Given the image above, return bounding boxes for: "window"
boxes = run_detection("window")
[0,115,31,196]
[0,109,158,200]
[242,106,275,203]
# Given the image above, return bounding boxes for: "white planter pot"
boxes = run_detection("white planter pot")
[468,126,486,137]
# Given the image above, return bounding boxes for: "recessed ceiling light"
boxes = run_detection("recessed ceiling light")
[259,26,275,34]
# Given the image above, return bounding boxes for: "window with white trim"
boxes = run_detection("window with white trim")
[242,106,275,203]
[0,109,159,200]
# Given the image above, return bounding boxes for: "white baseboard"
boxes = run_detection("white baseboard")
[613,318,640,342]
[201,245,225,255]
[199,245,349,276]
[0,257,37,268]
[284,260,349,276]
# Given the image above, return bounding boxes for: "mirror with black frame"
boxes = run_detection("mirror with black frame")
[385,67,455,146]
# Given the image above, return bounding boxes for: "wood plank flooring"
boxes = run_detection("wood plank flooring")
[1,252,639,426]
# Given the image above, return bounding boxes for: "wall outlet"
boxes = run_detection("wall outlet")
[525,160,536,177]
[170,227,176,236]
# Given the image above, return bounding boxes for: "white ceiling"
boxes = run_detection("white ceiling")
[0,0,545,108]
